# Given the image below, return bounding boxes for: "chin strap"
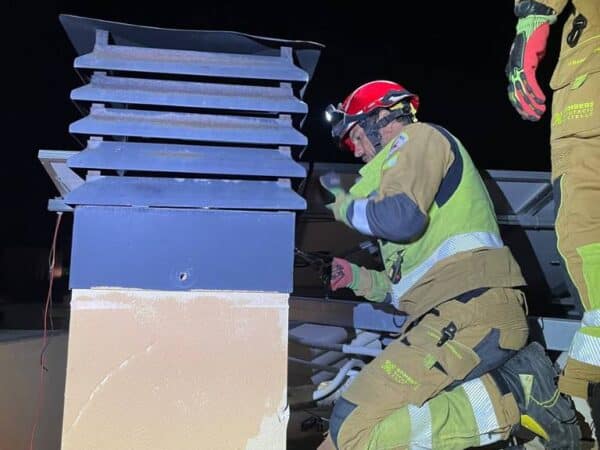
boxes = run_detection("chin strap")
[361,102,415,152]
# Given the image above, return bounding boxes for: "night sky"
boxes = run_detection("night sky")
[2,1,566,302]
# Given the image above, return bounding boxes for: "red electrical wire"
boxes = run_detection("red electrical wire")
[29,212,63,450]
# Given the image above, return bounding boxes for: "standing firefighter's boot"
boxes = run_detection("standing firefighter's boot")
[491,342,581,449]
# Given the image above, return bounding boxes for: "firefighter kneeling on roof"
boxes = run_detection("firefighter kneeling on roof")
[317,80,580,449]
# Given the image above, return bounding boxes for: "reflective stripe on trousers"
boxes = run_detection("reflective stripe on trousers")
[569,310,600,367]
[461,377,502,446]
[401,377,503,449]
[391,232,504,306]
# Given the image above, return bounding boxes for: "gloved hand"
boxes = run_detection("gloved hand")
[319,172,354,225]
[330,257,355,291]
[506,8,556,121]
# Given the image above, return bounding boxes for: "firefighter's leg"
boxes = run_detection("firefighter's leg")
[329,288,528,449]
[551,136,600,405]
[329,373,518,450]
[550,70,600,411]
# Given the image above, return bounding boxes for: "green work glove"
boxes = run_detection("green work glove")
[319,172,354,226]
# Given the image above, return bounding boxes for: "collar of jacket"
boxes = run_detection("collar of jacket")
[349,135,397,198]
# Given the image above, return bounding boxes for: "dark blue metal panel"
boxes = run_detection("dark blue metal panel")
[64,176,307,210]
[67,141,306,178]
[69,105,307,146]
[75,42,308,82]
[71,73,307,114]
[70,206,295,292]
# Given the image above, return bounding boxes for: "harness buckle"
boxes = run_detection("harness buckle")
[437,321,457,347]
[389,251,403,284]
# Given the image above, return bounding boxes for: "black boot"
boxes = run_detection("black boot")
[491,342,581,449]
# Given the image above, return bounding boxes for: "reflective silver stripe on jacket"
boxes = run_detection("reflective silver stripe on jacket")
[391,232,503,306]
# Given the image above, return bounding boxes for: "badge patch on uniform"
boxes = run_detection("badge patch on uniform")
[383,154,399,170]
[389,133,408,155]
[383,133,408,170]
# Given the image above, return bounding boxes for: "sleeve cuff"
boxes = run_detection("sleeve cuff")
[348,263,362,290]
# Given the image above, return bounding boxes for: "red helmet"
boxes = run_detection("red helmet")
[325,80,419,152]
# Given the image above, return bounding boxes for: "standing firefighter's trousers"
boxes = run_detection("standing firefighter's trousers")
[329,287,528,449]
[551,67,600,399]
